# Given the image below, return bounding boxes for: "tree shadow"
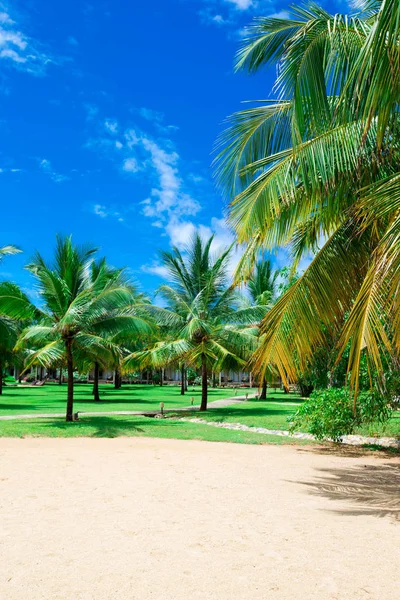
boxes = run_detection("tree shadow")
[46,415,185,438]
[300,462,400,521]
[48,416,146,438]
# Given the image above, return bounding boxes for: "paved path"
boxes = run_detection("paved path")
[178,417,400,449]
[0,393,252,421]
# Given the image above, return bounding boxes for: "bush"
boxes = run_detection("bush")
[289,388,393,441]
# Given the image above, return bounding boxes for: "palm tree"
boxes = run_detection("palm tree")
[125,234,263,410]
[247,260,278,398]
[0,283,32,394]
[17,236,152,421]
[214,0,400,403]
[0,247,32,394]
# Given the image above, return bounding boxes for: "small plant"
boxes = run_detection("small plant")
[288,388,393,441]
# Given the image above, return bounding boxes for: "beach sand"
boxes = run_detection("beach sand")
[0,437,398,599]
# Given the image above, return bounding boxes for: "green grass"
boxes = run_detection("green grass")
[198,392,303,430]
[0,382,257,416]
[0,413,314,445]
[0,384,398,444]
[195,393,400,438]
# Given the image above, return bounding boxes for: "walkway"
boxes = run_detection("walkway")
[0,393,250,421]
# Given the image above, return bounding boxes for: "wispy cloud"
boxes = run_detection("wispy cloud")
[199,0,282,31]
[85,109,241,277]
[39,159,69,183]
[0,166,21,173]
[225,0,255,9]
[141,262,170,278]
[67,36,79,46]
[122,157,139,173]
[0,4,53,75]
[92,204,124,222]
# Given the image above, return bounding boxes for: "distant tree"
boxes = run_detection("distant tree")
[17,236,152,421]
[126,234,263,410]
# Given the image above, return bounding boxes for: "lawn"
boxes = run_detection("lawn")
[0,382,257,416]
[0,384,398,443]
[0,413,313,445]
[197,392,400,438]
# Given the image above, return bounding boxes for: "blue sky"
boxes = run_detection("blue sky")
[0,0,347,299]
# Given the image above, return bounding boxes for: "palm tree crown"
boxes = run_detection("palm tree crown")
[214,0,400,399]
[125,234,263,410]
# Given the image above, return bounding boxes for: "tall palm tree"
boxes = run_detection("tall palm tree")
[125,234,263,410]
[214,0,400,403]
[247,260,278,398]
[17,236,152,421]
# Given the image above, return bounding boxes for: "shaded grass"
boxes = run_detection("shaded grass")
[0,383,257,416]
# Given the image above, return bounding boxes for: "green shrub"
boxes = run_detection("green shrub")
[289,388,393,441]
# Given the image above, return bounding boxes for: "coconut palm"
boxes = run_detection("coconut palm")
[0,282,32,394]
[17,236,152,421]
[246,260,278,398]
[125,234,264,410]
[214,0,400,402]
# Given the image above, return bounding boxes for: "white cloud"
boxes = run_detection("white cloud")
[93,204,108,218]
[225,0,254,9]
[104,119,118,134]
[0,166,21,173]
[141,262,170,279]
[67,36,79,46]
[139,107,164,123]
[122,157,139,173]
[267,10,290,18]
[0,7,53,75]
[92,203,124,222]
[39,158,69,183]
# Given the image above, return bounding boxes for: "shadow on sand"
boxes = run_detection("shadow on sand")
[300,461,400,521]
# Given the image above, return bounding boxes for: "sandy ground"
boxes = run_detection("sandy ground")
[0,439,399,600]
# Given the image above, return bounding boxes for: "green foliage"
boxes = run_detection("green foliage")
[186,367,197,384]
[289,388,393,441]
[126,233,262,409]
[214,0,400,399]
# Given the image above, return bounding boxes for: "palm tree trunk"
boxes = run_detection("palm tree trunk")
[212,371,216,388]
[65,340,74,422]
[0,358,3,396]
[180,364,185,395]
[58,369,63,385]
[114,368,121,389]
[93,362,100,401]
[259,378,267,400]
[200,354,208,411]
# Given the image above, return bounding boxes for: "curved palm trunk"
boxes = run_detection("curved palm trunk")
[65,339,74,422]
[259,379,267,400]
[200,354,208,411]
[93,362,100,401]
[180,364,185,395]
[0,358,3,396]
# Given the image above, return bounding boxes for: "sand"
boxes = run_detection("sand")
[0,438,399,600]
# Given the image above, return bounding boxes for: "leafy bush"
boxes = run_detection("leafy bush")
[289,388,393,441]
[186,368,197,385]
